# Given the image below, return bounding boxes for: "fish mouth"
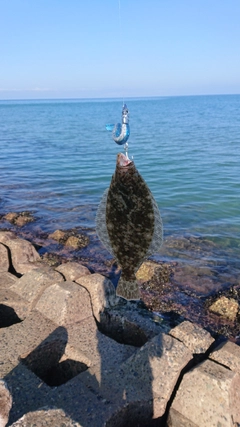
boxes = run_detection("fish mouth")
[117,153,133,168]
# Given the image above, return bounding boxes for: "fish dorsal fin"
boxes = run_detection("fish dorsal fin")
[96,188,115,257]
[146,194,163,257]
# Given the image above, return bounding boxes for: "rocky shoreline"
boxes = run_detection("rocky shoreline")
[1,211,240,342]
[0,229,240,426]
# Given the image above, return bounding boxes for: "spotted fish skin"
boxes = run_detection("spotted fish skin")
[96,153,163,300]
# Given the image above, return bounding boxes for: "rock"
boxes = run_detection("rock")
[10,267,63,309]
[209,340,240,374]
[48,229,66,242]
[0,289,30,324]
[55,261,90,281]
[0,244,9,272]
[0,380,12,427]
[35,281,93,326]
[117,332,192,419]
[76,273,117,321]
[3,212,18,223]
[14,216,33,227]
[169,359,240,427]
[2,236,41,274]
[170,320,214,354]
[209,296,239,321]
[136,260,172,283]
[0,232,16,244]
[3,212,35,227]
[0,272,18,289]
[65,235,82,248]
[65,234,89,249]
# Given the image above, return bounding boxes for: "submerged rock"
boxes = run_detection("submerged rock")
[209,296,239,321]
[3,211,35,227]
[49,229,89,249]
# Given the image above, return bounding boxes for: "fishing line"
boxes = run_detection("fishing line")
[118,0,125,105]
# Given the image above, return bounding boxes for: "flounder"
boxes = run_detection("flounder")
[96,153,163,300]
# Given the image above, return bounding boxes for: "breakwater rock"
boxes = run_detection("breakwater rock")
[0,231,240,426]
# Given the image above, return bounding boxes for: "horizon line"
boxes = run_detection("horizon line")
[0,93,239,102]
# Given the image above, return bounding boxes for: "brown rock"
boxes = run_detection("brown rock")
[0,272,18,289]
[209,340,240,374]
[76,273,117,321]
[209,296,239,321]
[55,261,91,281]
[14,215,34,227]
[3,212,18,223]
[169,359,240,426]
[136,260,171,283]
[48,229,66,242]
[170,321,214,354]
[0,243,9,272]
[0,380,12,427]
[65,235,82,248]
[35,281,93,326]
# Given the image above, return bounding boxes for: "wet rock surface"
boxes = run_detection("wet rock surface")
[0,232,240,426]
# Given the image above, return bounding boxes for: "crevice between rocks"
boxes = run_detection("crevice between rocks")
[2,242,22,278]
[159,335,225,426]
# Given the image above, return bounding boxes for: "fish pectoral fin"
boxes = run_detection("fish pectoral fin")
[116,277,140,300]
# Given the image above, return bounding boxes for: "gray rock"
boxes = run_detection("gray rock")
[0,289,29,322]
[35,281,93,326]
[55,261,90,281]
[0,244,9,272]
[169,320,215,354]
[0,380,12,427]
[209,340,240,373]
[76,273,117,321]
[10,267,63,307]
[169,359,240,426]
[117,332,192,419]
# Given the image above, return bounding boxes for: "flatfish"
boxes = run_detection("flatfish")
[96,153,163,300]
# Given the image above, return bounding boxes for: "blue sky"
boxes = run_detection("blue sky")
[1,0,240,99]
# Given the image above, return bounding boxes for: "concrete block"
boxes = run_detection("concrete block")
[35,281,93,326]
[209,340,240,373]
[55,261,90,281]
[0,273,18,289]
[170,320,214,354]
[76,273,117,321]
[9,409,82,427]
[10,267,63,306]
[0,380,12,427]
[2,237,41,275]
[117,332,192,419]
[169,359,240,426]
[0,244,9,272]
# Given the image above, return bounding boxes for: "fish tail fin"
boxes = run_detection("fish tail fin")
[116,276,140,300]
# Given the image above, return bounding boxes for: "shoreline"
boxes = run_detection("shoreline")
[0,212,239,343]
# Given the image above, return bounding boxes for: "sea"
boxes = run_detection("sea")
[0,95,240,335]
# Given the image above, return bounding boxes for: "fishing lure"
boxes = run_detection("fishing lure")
[106,103,130,146]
